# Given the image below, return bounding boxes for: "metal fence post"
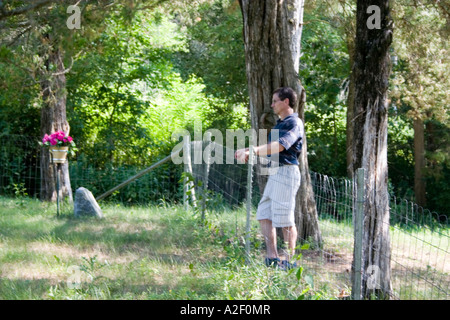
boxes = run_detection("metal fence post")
[201,133,212,221]
[55,163,61,217]
[183,136,191,211]
[245,145,254,263]
[352,167,365,300]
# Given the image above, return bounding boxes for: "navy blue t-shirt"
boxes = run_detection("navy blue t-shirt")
[268,113,303,166]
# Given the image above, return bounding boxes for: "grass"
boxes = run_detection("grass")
[310,213,449,300]
[389,223,449,299]
[0,196,334,300]
[2,196,447,300]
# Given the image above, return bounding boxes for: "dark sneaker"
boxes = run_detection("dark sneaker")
[264,257,281,268]
[280,260,297,271]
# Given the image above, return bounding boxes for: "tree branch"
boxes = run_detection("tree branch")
[6,24,32,46]
[51,56,74,76]
[0,0,54,21]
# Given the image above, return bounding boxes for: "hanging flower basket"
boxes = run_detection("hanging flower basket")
[39,130,77,164]
[49,146,69,164]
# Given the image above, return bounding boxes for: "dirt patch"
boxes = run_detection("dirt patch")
[300,249,353,274]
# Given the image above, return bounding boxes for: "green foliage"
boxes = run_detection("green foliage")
[66,9,247,167]
[180,171,237,218]
[0,0,447,216]
[171,0,250,134]
[300,14,349,177]
[173,0,247,105]
[305,103,347,176]
[423,120,450,215]
[0,55,41,136]
[387,110,415,198]
[67,11,175,166]
[391,0,449,123]
[389,0,450,213]
[70,156,182,205]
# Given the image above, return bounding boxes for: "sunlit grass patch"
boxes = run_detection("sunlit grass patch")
[0,196,333,300]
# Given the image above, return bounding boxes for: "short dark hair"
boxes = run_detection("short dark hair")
[273,87,297,108]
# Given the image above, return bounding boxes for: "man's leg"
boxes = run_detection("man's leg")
[259,219,278,259]
[282,225,297,261]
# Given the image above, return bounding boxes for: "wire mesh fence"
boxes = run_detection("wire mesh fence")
[0,135,448,299]
[0,135,182,205]
[310,170,448,299]
[389,196,449,299]
[186,141,449,300]
[0,135,41,198]
[308,171,355,297]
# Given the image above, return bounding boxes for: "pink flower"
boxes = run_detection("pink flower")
[42,134,50,144]
[51,132,60,140]
[41,131,75,149]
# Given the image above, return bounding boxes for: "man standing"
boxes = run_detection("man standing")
[235,87,303,270]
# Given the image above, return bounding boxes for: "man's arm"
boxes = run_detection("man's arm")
[235,141,284,162]
[254,141,285,156]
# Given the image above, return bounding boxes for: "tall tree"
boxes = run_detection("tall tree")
[0,0,167,201]
[1,1,77,202]
[238,0,322,246]
[390,0,449,209]
[39,36,72,202]
[351,0,393,299]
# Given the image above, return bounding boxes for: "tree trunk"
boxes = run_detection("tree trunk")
[414,118,426,207]
[40,41,73,204]
[351,0,393,299]
[239,0,322,246]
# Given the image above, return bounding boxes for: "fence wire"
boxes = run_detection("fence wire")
[1,135,448,299]
[308,172,355,297]
[0,135,181,205]
[0,135,41,198]
[388,196,449,299]
[187,141,448,300]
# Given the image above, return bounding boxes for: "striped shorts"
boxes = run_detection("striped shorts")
[256,165,301,227]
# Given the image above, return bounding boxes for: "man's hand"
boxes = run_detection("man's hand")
[234,148,249,163]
